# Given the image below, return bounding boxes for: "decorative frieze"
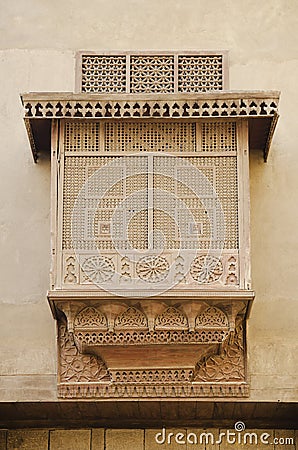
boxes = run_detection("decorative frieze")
[58,382,249,399]
[75,329,229,346]
[22,94,278,119]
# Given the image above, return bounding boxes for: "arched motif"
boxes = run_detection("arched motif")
[195,306,229,328]
[114,306,148,329]
[74,306,108,329]
[155,306,188,330]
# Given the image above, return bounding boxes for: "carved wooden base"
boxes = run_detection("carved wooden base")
[55,295,251,399]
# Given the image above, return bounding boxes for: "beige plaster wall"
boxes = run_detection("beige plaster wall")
[0,0,297,402]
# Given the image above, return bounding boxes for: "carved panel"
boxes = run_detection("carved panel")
[136,256,169,283]
[178,55,223,92]
[196,306,229,328]
[58,322,110,383]
[114,307,148,329]
[194,322,245,382]
[74,307,108,329]
[190,255,223,283]
[226,255,238,285]
[130,55,174,93]
[81,55,126,93]
[81,256,115,283]
[64,256,77,283]
[155,307,188,330]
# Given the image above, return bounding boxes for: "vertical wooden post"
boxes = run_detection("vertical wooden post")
[50,119,59,290]
[237,119,251,289]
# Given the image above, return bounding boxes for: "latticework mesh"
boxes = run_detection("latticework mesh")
[201,122,236,152]
[62,121,238,253]
[80,53,224,93]
[105,122,196,152]
[63,156,149,251]
[152,156,238,250]
[130,56,175,93]
[178,55,223,92]
[64,122,100,152]
[81,55,126,93]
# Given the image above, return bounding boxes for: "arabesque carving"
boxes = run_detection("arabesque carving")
[64,256,77,283]
[136,255,169,283]
[74,306,108,329]
[114,306,148,329]
[194,322,245,382]
[226,255,238,285]
[190,255,223,283]
[155,306,188,330]
[196,306,229,328]
[58,322,110,383]
[81,256,114,283]
[56,299,249,398]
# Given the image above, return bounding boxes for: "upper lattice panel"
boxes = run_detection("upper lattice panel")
[79,52,227,93]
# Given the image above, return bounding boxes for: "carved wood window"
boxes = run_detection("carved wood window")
[21,53,279,400]
[59,119,241,290]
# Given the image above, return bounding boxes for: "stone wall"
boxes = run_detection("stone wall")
[0,428,297,450]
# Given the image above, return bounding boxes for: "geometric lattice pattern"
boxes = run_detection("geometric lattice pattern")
[62,152,238,252]
[178,55,223,92]
[63,155,148,250]
[62,120,239,251]
[130,56,174,93]
[201,122,237,152]
[82,55,126,93]
[64,122,100,152]
[153,155,238,249]
[105,122,196,152]
[80,53,225,93]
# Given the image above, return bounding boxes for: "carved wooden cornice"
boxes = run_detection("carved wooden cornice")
[21,91,279,162]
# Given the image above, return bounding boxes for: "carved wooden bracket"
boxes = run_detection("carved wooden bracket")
[54,296,251,398]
